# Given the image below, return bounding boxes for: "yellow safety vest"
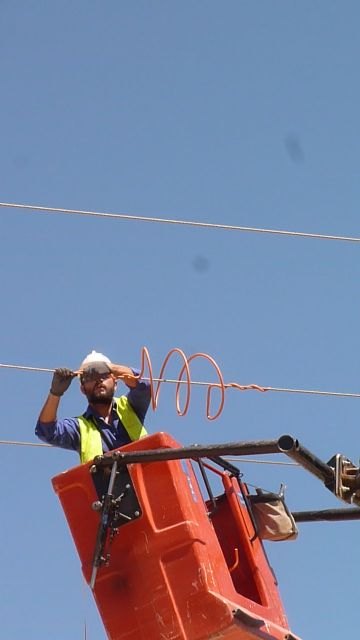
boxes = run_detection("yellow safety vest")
[77,395,148,464]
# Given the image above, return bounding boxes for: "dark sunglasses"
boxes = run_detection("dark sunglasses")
[81,371,112,384]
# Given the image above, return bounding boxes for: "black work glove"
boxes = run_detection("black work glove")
[50,368,76,397]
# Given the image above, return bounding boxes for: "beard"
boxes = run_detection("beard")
[86,388,114,405]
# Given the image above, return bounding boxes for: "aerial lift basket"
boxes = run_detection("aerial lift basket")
[53,432,304,640]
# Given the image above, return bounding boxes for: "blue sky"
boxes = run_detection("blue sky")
[1,2,360,638]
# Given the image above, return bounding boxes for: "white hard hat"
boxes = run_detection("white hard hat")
[80,350,112,371]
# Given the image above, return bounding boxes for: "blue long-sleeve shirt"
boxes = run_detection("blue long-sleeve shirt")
[35,376,151,455]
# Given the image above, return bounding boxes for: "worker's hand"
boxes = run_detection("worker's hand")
[110,364,138,388]
[50,368,76,397]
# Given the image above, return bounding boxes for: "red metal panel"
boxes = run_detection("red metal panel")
[52,432,301,640]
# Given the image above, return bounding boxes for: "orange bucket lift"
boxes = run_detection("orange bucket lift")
[52,432,360,640]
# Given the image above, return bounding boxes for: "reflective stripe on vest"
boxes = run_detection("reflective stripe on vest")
[77,395,148,464]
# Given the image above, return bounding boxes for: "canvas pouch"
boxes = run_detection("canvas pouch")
[248,486,298,541]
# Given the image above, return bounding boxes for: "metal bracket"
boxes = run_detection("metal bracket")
[90,462,141,526]
[89,460,142,590]
[327,454,360,505]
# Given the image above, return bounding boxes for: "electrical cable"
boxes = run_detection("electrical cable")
[0,363,54,373]
[1,201,360,243]
[225,458,298,467]
[1,347,360,422]
[0,439,298,466]
[82,576,89,640]
[0,440,51,447]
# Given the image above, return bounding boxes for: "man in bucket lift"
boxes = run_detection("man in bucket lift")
[36,351,151,463]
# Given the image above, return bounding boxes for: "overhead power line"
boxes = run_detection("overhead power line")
[0,363,54,373]
[0,440,51,448]
[0,361,359,399]
[0,439,298,465]
[1,201,360,243]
